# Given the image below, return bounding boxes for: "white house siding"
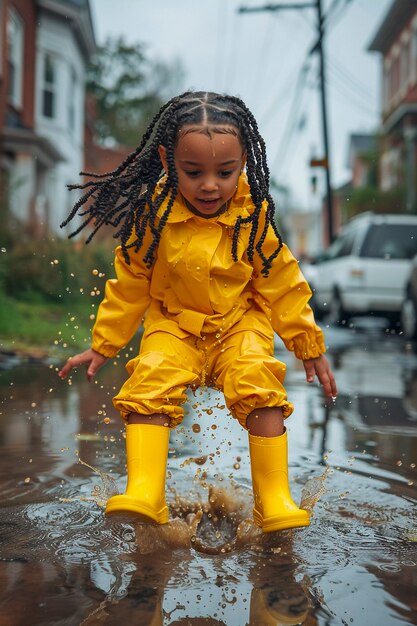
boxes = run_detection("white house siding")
[35,11,86,235]
[8,152,36,224]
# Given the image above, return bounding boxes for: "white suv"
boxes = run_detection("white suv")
[308,212,417,325]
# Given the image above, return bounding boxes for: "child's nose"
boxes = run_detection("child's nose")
[201,176,218,191]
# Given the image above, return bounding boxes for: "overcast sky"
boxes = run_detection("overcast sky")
[90,0,392,210]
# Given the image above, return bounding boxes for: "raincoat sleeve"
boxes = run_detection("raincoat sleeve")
[91,240,153,358]
[252,211,326,360]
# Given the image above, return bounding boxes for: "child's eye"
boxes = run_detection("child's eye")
[185,171,200,178]
[219,170,233,178]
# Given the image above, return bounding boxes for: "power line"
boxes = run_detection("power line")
[322,0,352,29]
[329,55,375,101]
[271,61,313,176]
[258,70,302,127]
[222,8,246,94]
[328,67,378,117]
[238,0,337,243]
[308,61,377,117]
[254,10,314,118]
[250,14,279,97]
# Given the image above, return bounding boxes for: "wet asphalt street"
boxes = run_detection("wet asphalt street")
[0,316,416,625]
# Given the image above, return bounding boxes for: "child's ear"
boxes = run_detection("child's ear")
[158,145,168,173]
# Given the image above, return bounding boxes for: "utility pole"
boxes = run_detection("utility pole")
[239,0,335,244]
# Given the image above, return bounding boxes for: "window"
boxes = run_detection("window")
[323,228,356,261]
[7,8,23,107]
[361,224,417,260]
[392,56,400,97]
[411,28,417,84]
[383,64,390,110]
[42,54,56,118]
[68,66,77,132]
[400,40,410,91]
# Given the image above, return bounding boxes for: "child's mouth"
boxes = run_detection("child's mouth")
[198,198,220,210]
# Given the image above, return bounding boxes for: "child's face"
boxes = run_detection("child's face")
[159,126,246,217]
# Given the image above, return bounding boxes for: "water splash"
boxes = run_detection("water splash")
[74,458,330,555]
[78,457,119,507]
[300,466,331,513]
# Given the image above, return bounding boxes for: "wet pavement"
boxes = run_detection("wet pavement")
[0,320,416,625]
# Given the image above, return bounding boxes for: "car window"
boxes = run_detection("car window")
[336,229,356,257]
[360,224,417,259]
[322,228,356,260]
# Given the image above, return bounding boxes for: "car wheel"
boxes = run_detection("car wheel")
[328,289,350,326]
[401,294,417,339]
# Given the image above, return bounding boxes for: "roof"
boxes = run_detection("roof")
[368,0,417,53]
[349,133,376,153]
[1,126,65,168]
[347,133,377,169]
[334,180,352,194]
[36,0,96,58]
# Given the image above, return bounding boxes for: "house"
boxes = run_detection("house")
[347,133,377,189]
[368,0,417,213]
[0,0,96,238]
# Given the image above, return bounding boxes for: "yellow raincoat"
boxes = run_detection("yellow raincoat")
[91,174,325,427]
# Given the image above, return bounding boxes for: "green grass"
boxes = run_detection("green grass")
[0,293,94,356]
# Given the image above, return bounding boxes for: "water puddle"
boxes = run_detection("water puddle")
[0,330,417,624]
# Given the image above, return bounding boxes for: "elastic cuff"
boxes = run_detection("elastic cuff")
[114,402,183,428]
[293,335,326,360]
[91,343,119,359]
[233,400,294,430]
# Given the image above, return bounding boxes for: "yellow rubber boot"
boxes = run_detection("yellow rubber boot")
[105,423,170,523]
[249,430,310,532]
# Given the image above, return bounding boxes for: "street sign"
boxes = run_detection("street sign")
[309,158,328,168]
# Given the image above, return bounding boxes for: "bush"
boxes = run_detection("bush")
[1,237,115,304]
[0,291,93,349]
[341,186,406,222]
[0,235,117,351]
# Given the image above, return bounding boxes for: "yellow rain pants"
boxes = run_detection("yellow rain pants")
[113,310,292,429]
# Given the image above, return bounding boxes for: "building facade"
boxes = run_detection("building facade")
[369,0,417,213]
[0,0,95,237]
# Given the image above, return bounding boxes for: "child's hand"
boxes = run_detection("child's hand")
[58,348,108,382]
[303,354,337,399]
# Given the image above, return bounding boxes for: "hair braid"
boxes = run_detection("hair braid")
[62,91,283,275]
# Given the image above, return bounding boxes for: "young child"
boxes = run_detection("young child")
[58,91,337,533]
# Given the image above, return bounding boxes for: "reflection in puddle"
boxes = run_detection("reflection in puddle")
[0,328,417,624]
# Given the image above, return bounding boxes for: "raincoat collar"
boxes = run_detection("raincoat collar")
[155,173,255,225]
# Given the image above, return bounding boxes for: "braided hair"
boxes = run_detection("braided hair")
[61,91,283,276]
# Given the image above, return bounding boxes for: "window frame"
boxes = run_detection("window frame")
[67,65,77,132]
[42,52,57,119]
[7,6,24,109]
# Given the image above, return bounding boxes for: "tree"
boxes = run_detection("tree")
[87,36,184,147]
